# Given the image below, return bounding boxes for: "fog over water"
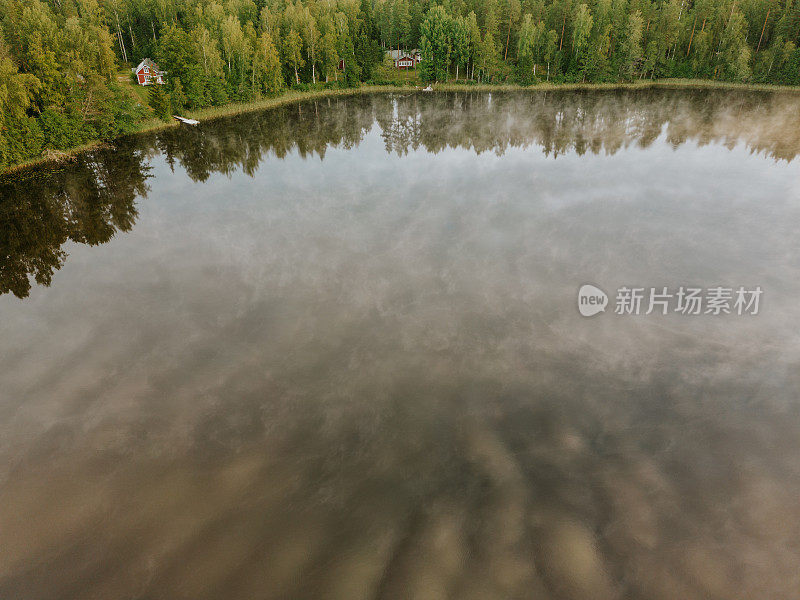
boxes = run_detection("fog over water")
[1,90,800,599]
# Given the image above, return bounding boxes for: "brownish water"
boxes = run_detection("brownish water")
[1,91,800,599]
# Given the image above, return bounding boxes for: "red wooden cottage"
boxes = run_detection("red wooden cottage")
[396,54,415,69]
[133,59,166,86]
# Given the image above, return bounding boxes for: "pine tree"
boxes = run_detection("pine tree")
[170,76,188,110]
[148,83,171,120]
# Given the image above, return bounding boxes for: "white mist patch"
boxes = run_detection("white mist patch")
[578,284,608,317]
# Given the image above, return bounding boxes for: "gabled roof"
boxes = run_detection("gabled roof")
[387,49,421,60]
[134,58,162,73]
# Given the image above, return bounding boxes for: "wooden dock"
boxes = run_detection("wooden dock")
[173,115,199,126]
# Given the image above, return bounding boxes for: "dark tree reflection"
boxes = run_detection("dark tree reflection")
[0,142,149,298]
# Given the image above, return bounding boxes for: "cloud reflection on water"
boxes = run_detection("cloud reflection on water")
[1,90,800,599]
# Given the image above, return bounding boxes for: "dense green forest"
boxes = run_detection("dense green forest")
[1,0,800,169]
[382,0,800,84]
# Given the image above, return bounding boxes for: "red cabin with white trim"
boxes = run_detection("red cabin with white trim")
[134,59,166,86]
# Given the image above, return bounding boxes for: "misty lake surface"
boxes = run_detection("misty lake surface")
[2,90,800,600]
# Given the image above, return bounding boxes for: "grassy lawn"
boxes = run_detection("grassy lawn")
[116,67,153,107]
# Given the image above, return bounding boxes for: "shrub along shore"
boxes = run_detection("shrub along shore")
[3,79,800,176]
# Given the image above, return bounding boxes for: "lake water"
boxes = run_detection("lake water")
[2,90,800,599]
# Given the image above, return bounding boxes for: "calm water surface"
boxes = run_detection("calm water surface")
[2,90,800,599]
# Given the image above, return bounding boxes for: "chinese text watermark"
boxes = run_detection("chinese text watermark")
[578,284,762,317]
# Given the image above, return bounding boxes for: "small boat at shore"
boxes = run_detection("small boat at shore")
[173,115,200,126]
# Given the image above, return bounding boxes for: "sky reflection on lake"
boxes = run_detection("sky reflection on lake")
[1,90,800,599]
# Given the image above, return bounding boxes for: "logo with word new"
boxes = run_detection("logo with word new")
[578,284,609,317]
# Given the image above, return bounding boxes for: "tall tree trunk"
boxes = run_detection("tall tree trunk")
[128,19,136,49]
[113,7,128,62]
[756,8,770,52]
[504,18,512,60]
[119,31,128,62]
[687,16,697,56]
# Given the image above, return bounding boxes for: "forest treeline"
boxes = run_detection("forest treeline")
[2,0,800,169]
[384,0,800,85]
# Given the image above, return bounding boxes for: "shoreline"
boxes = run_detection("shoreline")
[4,78,800,175]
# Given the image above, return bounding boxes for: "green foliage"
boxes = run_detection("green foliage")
[420,6,452,82]
[39,109,84,150]
[157,26,209,108]
[354,27,383,80]
[283,29,305,85]
[516,14,557,83]
[0,39,43,168]
[450,15,471,80]
[148,84,171,121]
[169,77,188,111]
[252,32,283,95]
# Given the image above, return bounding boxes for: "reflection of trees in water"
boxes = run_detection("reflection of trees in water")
[153,96,380,182]
[3,89,799,299]
[375,90,800,160]
[148,90,800,179]
[0,143,149,298]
